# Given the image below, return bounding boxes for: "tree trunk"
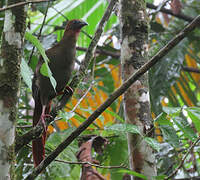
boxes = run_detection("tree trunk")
[119,0,156,179]
[0,0,26,179]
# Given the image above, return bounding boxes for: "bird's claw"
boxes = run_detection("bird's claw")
[64,86,73,95]
[40,114,52,131]
[57,86,73,96]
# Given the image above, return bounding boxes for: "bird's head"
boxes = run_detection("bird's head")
[64,19,88,37]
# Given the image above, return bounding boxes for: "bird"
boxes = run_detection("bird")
[32,19,88,167]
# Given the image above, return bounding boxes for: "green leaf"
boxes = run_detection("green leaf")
[59,111,75,120]
[73,114,86,123]
[162,107,181,115]
[45,128,79,179]
[40,63,57,91]
[105,109,124,122]
[25,32,49,64]
[35,1,49,14]
[29,55,38,71]
[105,124,141,135]
[145,0,153,3]
[160,125,181,147]
[144,137,161,151]
[47,127,76,147]
[150,21,165,33]
[25,32,57,90]
[172,116,197,140]
[118,169,147,180]
[186,107,200,133]
[154,112,173,126]
[95,67,115,94]
[49,76,57,92]
[154,175,167,180]
[20,58,32,89]
[104,136,128,180]
[40,62,49,76]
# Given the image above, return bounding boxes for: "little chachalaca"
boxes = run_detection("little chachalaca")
[32,19,87,167]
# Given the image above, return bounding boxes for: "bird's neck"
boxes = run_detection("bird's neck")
[63,29,80,41]
[58,31,79,50]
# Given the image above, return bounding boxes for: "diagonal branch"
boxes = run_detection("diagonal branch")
[146,3,194,22]
[25,14,200,180]
[0,0,49,12]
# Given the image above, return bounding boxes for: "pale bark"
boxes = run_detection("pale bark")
[119,0,156,179]
[0,0,26,179]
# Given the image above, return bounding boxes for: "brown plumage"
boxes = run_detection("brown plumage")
[32,19,87,167]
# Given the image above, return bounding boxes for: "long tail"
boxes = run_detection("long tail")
[32,96,46,167]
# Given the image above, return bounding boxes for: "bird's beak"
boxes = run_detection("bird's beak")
[79,21,88,29]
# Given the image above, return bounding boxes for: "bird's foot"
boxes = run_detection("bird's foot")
[40,114,52,131]
[64,86,73,95]
[57,86,73,96]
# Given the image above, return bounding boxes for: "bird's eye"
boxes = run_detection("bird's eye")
[73,20,79,24]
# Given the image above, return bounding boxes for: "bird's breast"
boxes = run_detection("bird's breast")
[51,55,75,92]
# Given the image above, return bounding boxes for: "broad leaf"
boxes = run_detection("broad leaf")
[162,107,181,116]
[144,137,161,151]
[20,58,32,89]
[105,109,124,122]
[186,107,200,133]
[105,124,141,135]
[172,116,197,141]
[154,112,173,126]
[160,125,181,148]
[119,169,147,180]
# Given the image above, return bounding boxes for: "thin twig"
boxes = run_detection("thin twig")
[76,46,120,58]
[16,125,32,128]
[151,0,170,15]
[165,136,200,179]
[182,66,200,74]
[71,53,96,112]
[146,3,194,22]
[55,159,128,169]
[25,14,200,180]
[0,0,49,12]
[71,83,93,112]
[51,6,68,20]
[81,30,93,40]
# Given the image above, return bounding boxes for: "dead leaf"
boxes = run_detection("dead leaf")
[170,0,182,14]
[77,135,108,180]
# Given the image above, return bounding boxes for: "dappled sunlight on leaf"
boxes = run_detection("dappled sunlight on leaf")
[185,54,200,86]
[176,81,194,106]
